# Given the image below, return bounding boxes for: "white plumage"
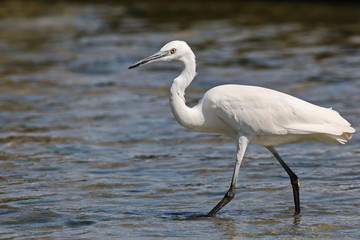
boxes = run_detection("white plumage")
[129,40,355,217]
[202,84,354,145]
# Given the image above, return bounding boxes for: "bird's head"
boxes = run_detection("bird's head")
[129,40,195,69]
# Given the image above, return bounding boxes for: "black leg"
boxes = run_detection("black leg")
[266,146,300,214]
[207,185,236,217]
[207,135,249,217]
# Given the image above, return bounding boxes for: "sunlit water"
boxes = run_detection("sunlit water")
[0,1,359,239]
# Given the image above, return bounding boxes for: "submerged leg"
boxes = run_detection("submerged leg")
[207,135,249,217]
[266,146,300,214]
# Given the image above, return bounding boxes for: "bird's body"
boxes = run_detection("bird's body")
[181,84,353,146]
[129,40,355,216]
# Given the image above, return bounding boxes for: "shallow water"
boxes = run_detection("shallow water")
[0,0,359,239]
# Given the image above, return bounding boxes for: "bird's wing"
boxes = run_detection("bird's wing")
[210,85,354,137]
[214,96,291,135]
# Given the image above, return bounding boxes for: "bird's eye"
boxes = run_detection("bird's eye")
[170,48,176,54]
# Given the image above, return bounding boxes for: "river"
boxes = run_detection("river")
[0,1,359,239]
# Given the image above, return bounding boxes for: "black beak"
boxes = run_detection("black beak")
[129,51,167,69]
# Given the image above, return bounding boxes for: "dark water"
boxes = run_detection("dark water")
[0,0,359,239]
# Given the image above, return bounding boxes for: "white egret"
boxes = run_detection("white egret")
[129,40,355,217]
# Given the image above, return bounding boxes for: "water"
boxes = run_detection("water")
[0,1,359,239]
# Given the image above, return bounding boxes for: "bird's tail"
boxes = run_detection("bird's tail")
[315,125,355,144]
[287,124,355,144]
[332,128,355,144]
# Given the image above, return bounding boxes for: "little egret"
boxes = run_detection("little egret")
[129,40,355,217]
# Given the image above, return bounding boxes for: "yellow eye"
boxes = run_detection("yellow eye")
[170,48,176,54]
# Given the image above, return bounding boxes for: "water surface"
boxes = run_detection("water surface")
[0,1,359,239]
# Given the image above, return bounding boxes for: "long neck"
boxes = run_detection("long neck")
[169,55,203,130]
